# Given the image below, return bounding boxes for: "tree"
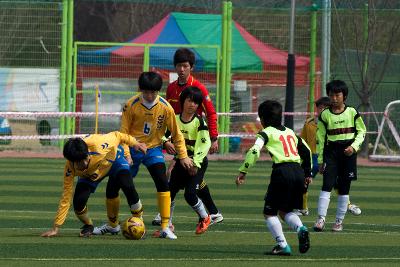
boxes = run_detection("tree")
[330,0,400,156]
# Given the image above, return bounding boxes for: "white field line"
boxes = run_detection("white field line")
[1,257,400,262]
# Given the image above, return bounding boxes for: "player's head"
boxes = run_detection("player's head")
[179,86,203,114]
[326,80,348,107]
[138,71,163,102]
[63,138,89,170]
[315,96,330,115]
[258,100,282,128]
[174,48,195,67]
[174,48,195,83]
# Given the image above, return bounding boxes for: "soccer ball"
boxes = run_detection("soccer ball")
[122,217,145,240]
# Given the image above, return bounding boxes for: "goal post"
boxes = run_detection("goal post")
[370,100,400,162]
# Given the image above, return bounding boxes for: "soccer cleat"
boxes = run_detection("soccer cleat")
[152,223,175,238]
[293,209,309,216]
[158,227,177,240]
[195,215,211,235]
[332,219,343,232]
[210,212,224,224]
[265,245,292,256]
[313,216,325,232]
[151,213,161,226]
[297,226,310,254]
[79,224,94,237]
[348,204,361,216]
[93,223,121,235]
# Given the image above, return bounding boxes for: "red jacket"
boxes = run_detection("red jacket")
[166,75,218,140]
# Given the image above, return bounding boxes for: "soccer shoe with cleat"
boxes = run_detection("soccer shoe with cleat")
[210,212,224,224]
[265,244,292,256]
[297,226,310,254]
[79,224,94,237]
[158,227,177,240]
[93,223,121,235]
[348,204,361,216]
[293,209,309,216]
[151,213,161,226]
[195,215,211,235]
[152,223,175,238]
[313,216,325,232]
[332,219,343,232]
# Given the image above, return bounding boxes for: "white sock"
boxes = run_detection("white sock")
[169,201,175,225]
[336,195,349,222]
[192,199,208,219]
[317,191,331,218]
[284,212,303,232]
[265,216,287,248]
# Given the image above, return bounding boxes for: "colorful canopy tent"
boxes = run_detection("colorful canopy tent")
[78,12,313,85]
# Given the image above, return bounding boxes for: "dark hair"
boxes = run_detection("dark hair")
[173,48,195,67]
[258,100,282,127]
[138,71,163,91]
[315,96,330,107]
[63,138,88,162]
[179,86,203,109]
[326,80,348,99]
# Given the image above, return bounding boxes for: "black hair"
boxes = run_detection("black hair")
[258,100,282,127]
[179,86,203,109]
[173,48,195,67]
[138,71,163,91]
[63,138,88,162]
[326,80,348,99]
[315,96,331,107]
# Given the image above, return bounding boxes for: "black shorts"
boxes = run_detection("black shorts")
[322,143,357,194]
[263,162,305,215]
[169,157,208,193]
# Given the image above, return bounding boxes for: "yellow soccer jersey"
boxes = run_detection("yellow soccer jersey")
[54,131,138,227]
[300,117,317,154]
[120,94,187,159]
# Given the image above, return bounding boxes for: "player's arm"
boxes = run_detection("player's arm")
[113,131,147,154]
[193,121,211,168]
[120,102,133,159]
[350,111,366,152]
[198,84,218,149]
[41,163,75,237]
[297,136,313,178]
[316,113,327,165]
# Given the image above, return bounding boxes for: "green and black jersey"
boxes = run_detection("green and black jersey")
[239,125,312,177]
[317,105,366,164]
[166,114,211,168]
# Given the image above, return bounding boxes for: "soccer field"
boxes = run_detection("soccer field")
[0,158,399,267]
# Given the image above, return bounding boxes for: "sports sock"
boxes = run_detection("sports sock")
[192,199,208,219]
[106,196,120,227]
[265,216,288,248]
[284,212,303,232]
[169,200,175,225]
[197,182,219,214]
[75,206,93,226]
[302,192,308,210]
[157,191,171,229]
[130,199,143,218]
[317,191,331,217]
[336,194,349,221]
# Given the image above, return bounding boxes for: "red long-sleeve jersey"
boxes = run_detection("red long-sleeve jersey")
[166,74,218,140]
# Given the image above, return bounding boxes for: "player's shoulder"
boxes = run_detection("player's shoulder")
[158,95,173,109]
[123,94,141,110]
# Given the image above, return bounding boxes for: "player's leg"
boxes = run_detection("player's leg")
[264,168,292,256]
[73,180,97,237]
[314,147,337,232]
[196,180,223,224]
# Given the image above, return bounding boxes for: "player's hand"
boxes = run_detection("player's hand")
[164,141,176,155]
[236,172,246,187]
[166,160,176,179]
[188,166,198,176]
[179,157,193,170]
[133,142,147,154]
[319,163,326,174]
[209,140,219,154]
[305,177,313,187]
[344,146,355,156]
[126,156,133,166]
[41,226,59,237]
